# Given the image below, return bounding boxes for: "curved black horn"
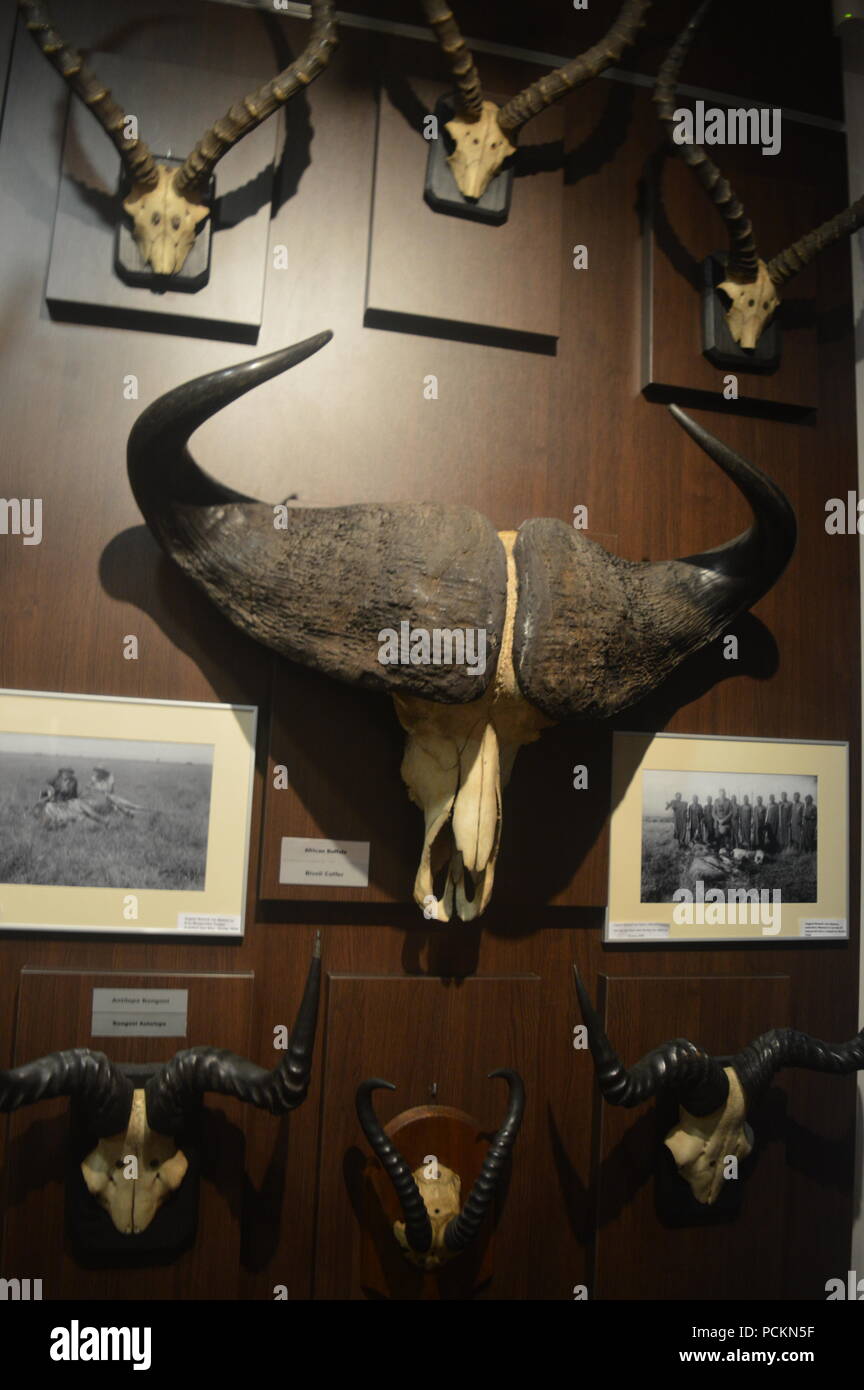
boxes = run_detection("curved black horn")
[574,970,729,1115]
[513,407,796,723]
[443,1069,524,1253]
[731,1025,864,1103]
[0,1048,133,1136]
[669,405,797,607]
[355,1079,433,1254]
[127,333,506,704]
[128,332,332,523]
[144,935,322,1133]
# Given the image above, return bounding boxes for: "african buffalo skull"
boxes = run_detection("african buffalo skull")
[127,331,796,922]
[356,1070,524,1270]
[421,0,652,200]
[574,969,864,1205]
[19,0,337,276]
[0,940,321,1234]
[655,0,864,349]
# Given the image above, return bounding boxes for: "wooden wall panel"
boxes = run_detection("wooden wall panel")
[3,968,255,1299]
[0,0,859,1302]
[592,974,792,1301]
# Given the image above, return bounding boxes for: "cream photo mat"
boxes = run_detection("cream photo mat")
[606,731,848,944]
[0,688,257,936]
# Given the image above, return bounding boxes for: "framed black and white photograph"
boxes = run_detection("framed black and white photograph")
[606,733,848,944]
[0,689,257,936]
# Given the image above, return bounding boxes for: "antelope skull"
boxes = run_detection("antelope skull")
[655,0,864,350]
[0,941,321,1235]
[574,969,864,1205]
[19,0,337,276]
[81,1090,189,1235]
[127,332,796,923]
[356,1071,524,1271]
[422,0,652,201]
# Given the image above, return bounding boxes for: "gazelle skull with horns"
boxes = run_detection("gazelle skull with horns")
[356,1071,524,1270]
[0,941,321,1234]
[18,0,337,276]
[421,0,652,200]
[574,970,864,1205]
[655,0,864,350]
[127,333,796,922]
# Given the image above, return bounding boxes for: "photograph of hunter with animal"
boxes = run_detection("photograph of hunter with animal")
[641,769,817,904]
[0,732,214,890]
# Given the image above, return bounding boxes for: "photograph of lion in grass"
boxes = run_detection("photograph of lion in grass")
[641,769,817,905]
[0,732,214,891]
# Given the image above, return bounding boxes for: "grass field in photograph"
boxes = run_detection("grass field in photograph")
[641,817,817,903]
[0,752,212,890]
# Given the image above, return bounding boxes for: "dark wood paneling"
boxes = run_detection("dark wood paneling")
[592,974,791,1301]
[2,968,255,1299]
[0,0,858,1302]
[314,973,539,1299]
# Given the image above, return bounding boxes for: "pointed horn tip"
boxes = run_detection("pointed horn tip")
[312,931,322,959]
[358,1078,396,1094]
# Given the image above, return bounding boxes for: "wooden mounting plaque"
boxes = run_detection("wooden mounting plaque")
[45,52,277,342]
[590,973,791,1301]
[315,973,539,1300]
[366,81,563,351]
[641,155,821,416]
[2,968,254,1299]
[362,1103,495,1300]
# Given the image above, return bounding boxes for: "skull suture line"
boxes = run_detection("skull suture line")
[421,0,652,201]
[655,0,864,349]
[127,332,796,923]
[19,0,337,276]
[356,1071,524,1271]
[574,970,864,1205]
[0,941,321,1235]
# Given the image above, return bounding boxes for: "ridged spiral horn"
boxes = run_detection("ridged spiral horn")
[730,1025,864,1103]
[0,1048,134,1136]
[173,0,338,198]
[653,0,759,282]
[574,970,730,1116]
[420,0,484,120]
[144,936,322,1134]
[443,1068,525,1252]
[17,0,159,189]
[355,1079,434,1254]
[497,0,652,137]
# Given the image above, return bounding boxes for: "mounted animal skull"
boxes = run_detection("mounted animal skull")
[0,940,321,1235]
[127,332,796,922]
[655,0,864,349]
[421,0,652,200]
[18,0,337,276]
[574,969,864,1204]
[356,1070,524,1270]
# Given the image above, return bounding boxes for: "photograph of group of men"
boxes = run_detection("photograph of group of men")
[665,781,817,853]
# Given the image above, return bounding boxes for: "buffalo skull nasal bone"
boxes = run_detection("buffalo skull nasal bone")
[395,532,550,923]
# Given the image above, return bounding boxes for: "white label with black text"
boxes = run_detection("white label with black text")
[799,918,848,939]
[279,836,370,887]
[607,922,670,941]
